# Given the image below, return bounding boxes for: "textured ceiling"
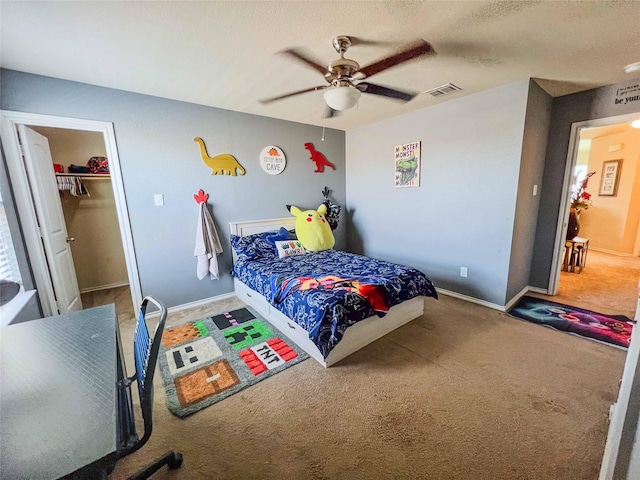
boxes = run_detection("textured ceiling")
[1,1,639,131]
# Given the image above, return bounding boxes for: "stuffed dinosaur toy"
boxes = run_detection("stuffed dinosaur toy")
[290,204,335,252]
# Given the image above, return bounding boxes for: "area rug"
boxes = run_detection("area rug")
[158,306,308,417]
[508,295,634,349]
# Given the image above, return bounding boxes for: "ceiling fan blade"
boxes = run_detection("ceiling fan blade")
[282,48,329,76]
[349,36,399,48]
[356,82,418,102]
[358,40,435,78]
[259,85,327,104]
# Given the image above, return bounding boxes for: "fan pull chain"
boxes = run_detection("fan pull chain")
[321,125,325,142]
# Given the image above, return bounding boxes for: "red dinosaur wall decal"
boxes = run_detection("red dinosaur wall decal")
[304,143,335,173]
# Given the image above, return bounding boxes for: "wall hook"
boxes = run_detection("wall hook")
[194,189,209,205]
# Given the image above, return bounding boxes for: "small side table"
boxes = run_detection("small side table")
[562,236,589,273]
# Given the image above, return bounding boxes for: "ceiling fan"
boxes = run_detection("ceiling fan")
[259,35,436,117]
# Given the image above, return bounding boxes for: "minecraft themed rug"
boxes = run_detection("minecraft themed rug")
[508,295,634,349]
[158,306,308,417]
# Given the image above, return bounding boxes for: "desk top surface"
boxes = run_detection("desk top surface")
[0,304,118,479]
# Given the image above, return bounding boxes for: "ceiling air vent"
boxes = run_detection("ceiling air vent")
[423,83,462,98]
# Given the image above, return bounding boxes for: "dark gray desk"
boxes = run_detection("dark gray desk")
[0,304,122,479]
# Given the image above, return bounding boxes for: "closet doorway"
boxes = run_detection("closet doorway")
[0,111,142,319]
[31,126,134,318]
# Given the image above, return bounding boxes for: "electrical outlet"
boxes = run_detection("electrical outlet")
[460,267,468,278]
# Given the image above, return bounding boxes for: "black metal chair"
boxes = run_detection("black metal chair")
[116,296,183,479]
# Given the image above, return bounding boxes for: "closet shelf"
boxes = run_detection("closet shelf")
[56,173,110,179]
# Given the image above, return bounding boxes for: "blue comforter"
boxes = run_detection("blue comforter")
[232,250,437,359]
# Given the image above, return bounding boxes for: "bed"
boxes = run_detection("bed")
[229,217,438,367]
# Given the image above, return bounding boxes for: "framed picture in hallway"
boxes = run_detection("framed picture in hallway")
[599,159,622,196]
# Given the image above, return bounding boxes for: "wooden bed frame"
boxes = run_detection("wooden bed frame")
[229,217,427,367]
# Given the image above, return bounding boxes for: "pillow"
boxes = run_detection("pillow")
[266,227,295,247]
[230,232,278,261]
[289,204,335,252]
[275,240,307,258]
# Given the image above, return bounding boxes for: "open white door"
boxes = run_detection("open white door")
[19,125,82,313]
[600,282,640,479]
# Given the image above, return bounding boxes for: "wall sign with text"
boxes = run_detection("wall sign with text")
[259,146,287,175]
[613,82,640,107]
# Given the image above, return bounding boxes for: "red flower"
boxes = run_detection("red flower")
[570,171,596,211]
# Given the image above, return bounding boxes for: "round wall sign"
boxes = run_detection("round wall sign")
[259,146,287,175]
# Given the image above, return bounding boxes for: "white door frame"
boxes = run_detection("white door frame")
[547,111,640,296]
[0,110,142,316]
[548,111,640,479]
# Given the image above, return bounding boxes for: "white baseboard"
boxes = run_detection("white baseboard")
[527,286,549,294]
[504,285,550,311]
[146,291,237,318]
[436,288,507,312]
[590,247,637,257]
[504,286,531,312]
[80,281,129,294]
[438,285,550,313]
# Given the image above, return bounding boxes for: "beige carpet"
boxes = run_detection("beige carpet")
[109,291,627,479]
[543,250,640,320]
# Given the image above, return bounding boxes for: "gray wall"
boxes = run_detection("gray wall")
[505,80,552,302]
[529,76,640,288]
[346,79,531,306]
[1,69,346,308]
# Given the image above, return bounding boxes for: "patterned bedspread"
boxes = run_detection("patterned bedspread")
[232,250,437,359]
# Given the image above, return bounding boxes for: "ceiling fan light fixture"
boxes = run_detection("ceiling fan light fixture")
[323,86,361,111]
[623,61,640,74]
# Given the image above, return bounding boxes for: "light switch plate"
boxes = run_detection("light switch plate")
[154,194,164,206]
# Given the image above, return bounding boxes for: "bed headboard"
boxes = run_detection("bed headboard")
[229,217,295,237]
[229,217,296,262]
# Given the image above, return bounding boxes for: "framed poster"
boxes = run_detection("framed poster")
[599,159,622,196]
[395,141,421,188]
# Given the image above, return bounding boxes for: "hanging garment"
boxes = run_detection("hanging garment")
[56,176,90,196]
[194,202,223,280]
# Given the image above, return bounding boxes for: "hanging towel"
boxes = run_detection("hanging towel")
[194,202,223,280]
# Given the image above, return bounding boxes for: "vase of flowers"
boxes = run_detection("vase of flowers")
[566,170,595,240]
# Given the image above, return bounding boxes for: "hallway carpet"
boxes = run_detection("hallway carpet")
[550,250,640,320]
[110,294,626,480]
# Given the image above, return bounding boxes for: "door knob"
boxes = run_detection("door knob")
[66,237,75,243]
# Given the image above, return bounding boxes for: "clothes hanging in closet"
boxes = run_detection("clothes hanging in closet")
[56,176,90,196]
